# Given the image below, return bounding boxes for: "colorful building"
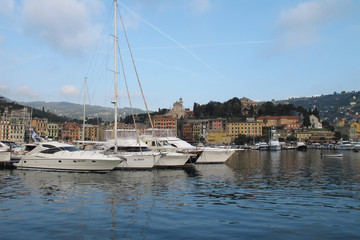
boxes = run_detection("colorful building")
[205,130,231,145]
[154,115,177,132]
[32,118,48,137]
[228,121,262,139]
[257,116,299,128]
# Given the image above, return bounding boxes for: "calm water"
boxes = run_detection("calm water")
[1,150,360,239]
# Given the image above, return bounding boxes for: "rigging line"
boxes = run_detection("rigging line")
[118,6,154,130]
[85,1,113,78]
[118,2,227,81]
[116,40,142,151]
[131,40,273,50]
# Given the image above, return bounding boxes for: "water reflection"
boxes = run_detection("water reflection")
[0,150,359,239]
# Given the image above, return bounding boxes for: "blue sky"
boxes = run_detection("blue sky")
[0,0,359,111]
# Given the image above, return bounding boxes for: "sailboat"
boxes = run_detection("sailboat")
[88,0,163,169]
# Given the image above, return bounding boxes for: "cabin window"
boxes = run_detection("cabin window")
[40,148,61,154]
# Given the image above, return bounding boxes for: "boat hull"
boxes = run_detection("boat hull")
[155,152,189,167]
[115,153,160,169]
[14,158,122,172]
[196,148,235,164]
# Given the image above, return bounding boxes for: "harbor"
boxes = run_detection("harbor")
[1,149,360,239]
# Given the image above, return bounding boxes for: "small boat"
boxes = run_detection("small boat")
[320,153,343,158]
[296,141,308,151]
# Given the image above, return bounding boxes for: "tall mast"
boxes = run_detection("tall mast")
[113,0,118,153]
[82,77,86,142]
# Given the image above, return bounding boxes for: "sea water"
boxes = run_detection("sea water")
[0,150,359,239]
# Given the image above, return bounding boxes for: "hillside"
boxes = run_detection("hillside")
[19,101,148,122]
[274,91,360,122]
[0,98,69,123]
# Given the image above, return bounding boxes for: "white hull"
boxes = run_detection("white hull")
[115,153,160,169]
[0,151,11,162]
[155,152,189,167]
[269,145,281,151]
[196,148,235,163]
[336,146,353,150]
[14,157,121,172]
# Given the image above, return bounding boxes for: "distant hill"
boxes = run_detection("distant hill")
[19,101,148,122]
[0,97,69,123]
[274,91,360,122]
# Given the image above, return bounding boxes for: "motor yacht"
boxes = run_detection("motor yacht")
[102,138,162,169]
[335,140,353,150]
[14,142,123,172]
[141,135,192,168]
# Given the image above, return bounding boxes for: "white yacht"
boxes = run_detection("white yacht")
[141,135,192,168]
[258,142,269,151]
[268,128,281,151]
[146,132,236,164]
[144,129,239,163]
[335,140,353,150]
[102,138,162,169]
[296,141,308,151]
[14,142,123,172]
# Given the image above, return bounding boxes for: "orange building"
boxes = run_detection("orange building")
[257,116,299,128]
[182,122,193,141]
[61,122,81,142]
[154,115,177,132]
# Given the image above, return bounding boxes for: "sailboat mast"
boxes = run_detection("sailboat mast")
[82,77,86,142]
[113,0,118,153]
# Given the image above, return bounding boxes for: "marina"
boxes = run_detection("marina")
[1,149,359,239]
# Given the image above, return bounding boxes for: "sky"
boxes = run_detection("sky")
[0,0,359,111]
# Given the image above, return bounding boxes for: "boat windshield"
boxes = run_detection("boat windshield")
[109,146,151,152]
[40,146,81,154]
[59,147,81,152]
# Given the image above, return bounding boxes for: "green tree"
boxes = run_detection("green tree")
[235,134,248,145]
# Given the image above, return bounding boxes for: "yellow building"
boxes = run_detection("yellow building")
[84,125,102,141]
[296,132,312,140]
[32,118,48,137]
[205,130,231,145]
[47,123,59,140]
[350,122,360,140]
[228,121,262,140]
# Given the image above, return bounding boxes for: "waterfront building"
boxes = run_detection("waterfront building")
[47,123,59,140]
[307,130,335,142]
[284,123,301,130]
[0,108,31,142]
[257,116,299,128]
[84,124,104,141]
[205,130,231,145]
[32,118,48,138]
[182,123,193,142]
[228,121,262,139]
[154,115,177,133]
[61,122,81,142]
[350,122,360,140]
[208,119,227,132]
[296,131,312,141]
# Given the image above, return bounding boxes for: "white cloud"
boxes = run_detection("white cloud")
[0,0,14,15]
[21,0,103,55]
[276,0,352,49]
[60,85,79,97]
[186,0,212,15]
[17,85,39,99]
